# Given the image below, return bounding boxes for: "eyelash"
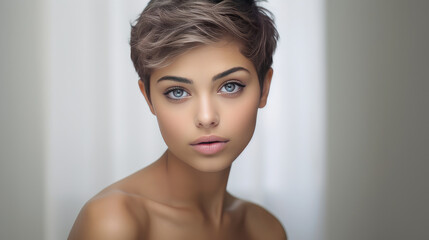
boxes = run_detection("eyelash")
[218,81,246,95]
[163,87,190,102]
[163,81,246,102]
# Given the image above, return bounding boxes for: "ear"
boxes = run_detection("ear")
[258,68,273,108]
[138,80,156,115]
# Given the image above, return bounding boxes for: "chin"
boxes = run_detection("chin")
[188,142,250,173]
[169,148,238,173]
[187,156,235,173]
[166,140,248,173]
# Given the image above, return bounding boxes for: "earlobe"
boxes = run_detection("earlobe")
[258,68,273,108]
[138,80,156,115]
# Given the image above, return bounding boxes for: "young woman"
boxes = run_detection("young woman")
[68,0,285,239]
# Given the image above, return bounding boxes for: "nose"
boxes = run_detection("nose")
[195,96,219,128]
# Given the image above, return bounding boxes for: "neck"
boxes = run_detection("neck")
[161,150,231,221]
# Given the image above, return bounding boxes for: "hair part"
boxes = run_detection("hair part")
[130,0,279,100]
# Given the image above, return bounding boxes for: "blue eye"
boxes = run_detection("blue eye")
[165,88,190,100]
[219,82,245,94]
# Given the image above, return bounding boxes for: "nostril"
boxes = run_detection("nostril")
[195,113,220,128]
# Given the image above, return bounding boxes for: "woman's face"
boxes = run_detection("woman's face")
[140,39,272,172]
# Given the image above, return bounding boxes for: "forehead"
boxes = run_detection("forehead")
[150,40,256,81]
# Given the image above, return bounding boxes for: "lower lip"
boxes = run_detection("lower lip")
[191,142,228,155]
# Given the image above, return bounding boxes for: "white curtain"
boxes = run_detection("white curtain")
[45,0,326,239]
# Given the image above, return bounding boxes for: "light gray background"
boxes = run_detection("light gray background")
[1,0,428,239]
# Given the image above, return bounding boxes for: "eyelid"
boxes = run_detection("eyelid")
[163,86,187,94]
[218,80,246,89]
[163,86,191,101]
[218,80,246,94]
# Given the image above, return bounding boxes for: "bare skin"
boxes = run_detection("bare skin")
[68,40,287,240]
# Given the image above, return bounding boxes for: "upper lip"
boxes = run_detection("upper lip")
[190,135,229,145]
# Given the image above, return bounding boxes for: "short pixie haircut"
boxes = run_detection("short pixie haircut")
[130,0,279,100]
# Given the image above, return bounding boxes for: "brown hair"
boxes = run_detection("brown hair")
[130,0,279,100]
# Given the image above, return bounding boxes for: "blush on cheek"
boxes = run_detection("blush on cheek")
[224,100,259,149]
[156,110,187,148]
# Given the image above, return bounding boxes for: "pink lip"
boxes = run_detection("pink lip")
[190,135,229,155]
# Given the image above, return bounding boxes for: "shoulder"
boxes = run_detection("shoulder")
[68,191,148,240]
[242,200,287,240]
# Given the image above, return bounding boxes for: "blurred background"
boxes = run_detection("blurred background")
[1,0,428,239]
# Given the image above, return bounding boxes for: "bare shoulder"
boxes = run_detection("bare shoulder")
[68,190,148,240]
[241,200,287,240]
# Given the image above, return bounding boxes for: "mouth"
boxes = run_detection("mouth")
[192,140,225,145]
[190,135,229,145]
[190,135,229,155]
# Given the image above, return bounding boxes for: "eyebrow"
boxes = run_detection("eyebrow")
[212,67,250,81]
[156,66,250,84]
[157,76,193,84]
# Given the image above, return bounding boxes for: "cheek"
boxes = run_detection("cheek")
[155,105,190,146]
[222,93,260,145]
